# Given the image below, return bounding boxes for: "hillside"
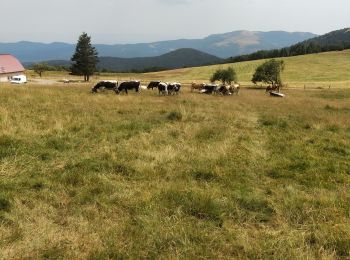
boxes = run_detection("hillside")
[24,50,350,89]
[300,27,350,47]
[25,49,223,72]
[135,50,350,88]
[228,28,350,63]
[97,49,223,72]
[0,31,316,62]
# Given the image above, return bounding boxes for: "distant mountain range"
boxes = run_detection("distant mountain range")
[228,27,350,63]
[294,27,350,47]
[97,48,223,72]
[24,48,224,72]
[0,30,316,62]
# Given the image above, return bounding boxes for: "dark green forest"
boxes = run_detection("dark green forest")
[227,28,350,63]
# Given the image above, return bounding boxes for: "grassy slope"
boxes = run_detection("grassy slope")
[0,84,350,258]
[144,50,350,87]
[28,50,350,88]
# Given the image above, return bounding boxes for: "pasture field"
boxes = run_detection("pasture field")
[0,83,350,259]
[27,50,350,88]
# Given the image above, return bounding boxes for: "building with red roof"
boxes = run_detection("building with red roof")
[0,54,26,82]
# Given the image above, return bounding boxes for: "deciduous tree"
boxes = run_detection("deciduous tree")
[210,67,237,85]
[252,59,285,91]
[32,63,51,77]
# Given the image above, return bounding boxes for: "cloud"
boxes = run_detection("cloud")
[1,0,348,43]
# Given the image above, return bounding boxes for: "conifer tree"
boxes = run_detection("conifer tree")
[71,32,98,82]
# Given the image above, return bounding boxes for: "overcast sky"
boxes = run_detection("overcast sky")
[1,0,349,44]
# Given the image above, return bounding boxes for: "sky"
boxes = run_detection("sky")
[1,0,349,44]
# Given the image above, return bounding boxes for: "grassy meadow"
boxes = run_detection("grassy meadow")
[0,81,350,258]
[27,50,350,88]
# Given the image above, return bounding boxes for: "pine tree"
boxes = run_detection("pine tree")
[71,32,98,82]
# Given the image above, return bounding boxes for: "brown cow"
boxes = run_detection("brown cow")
[191,82,206,92]
[266,85,279,93]
[229,83,240,95]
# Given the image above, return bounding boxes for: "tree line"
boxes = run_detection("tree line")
[227,34,350,63]
[210,59,284,91]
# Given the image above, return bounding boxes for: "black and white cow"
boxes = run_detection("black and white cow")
[147,81,161,90]
[167,82,181,95]
[217,85,232,96]
[91,81,118,93]
[116,81,141,94]
[216,84,240,96]
[200,84,218,94]
[157,82,169,95]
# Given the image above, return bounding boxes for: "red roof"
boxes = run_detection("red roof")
[0,54,25,74]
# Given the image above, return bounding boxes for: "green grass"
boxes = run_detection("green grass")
[29,50,350,89]
[0,83,350,258]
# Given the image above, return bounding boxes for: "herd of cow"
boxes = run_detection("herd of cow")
[91,80,241,96]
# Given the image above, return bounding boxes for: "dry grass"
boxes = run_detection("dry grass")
[0,83,349,258]
[27,50,350,89]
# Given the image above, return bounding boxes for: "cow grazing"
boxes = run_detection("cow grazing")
[157,82,168,95]
[266,85,279,93]
[200,84,218,94]
[191,82,206,92]
[116,81,141,94]
[91,81,118,93]
[217,84,240,96]
[168,82,181,95]
[229,83,240,95]
[217,85,232,95]
[147,81,161,90]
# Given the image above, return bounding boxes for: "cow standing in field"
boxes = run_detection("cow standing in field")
[200,84,218,94]
[147,81,161,90]
[191,82,206,92]
[91,81,118,93]
[217,84,240,96]
[116,81,141,94]
[266,85,279,93]
[217,85,232,95]
[157,82,169,95]
[229,84,240,95]
[168,82,181,95]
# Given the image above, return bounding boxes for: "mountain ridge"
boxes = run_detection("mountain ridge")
[24,48,224,72]
[227,27,350,63]
[0,30,316,62]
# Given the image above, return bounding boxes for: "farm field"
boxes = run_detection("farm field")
[0,82,350,258]
[27,50,350,89]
